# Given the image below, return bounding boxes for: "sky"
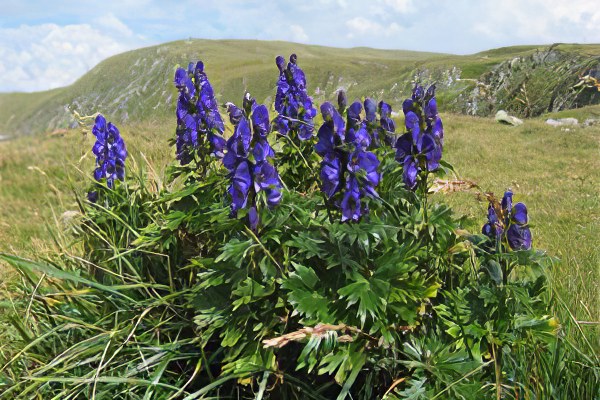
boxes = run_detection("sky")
[1,0,599,92]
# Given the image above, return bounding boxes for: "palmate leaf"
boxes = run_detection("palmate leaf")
[285,232,327,258]
[282,263,332,322]
[317,344,367,400]
[389,378,428,400]
[215,238,256,268]
[338,274,390,327]
[231,277,275,309]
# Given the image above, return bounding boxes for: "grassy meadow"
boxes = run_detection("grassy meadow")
[1,106,598,351]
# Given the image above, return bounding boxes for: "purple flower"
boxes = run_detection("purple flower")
[252,105,270,138]
[224,100,282,227]
[501,190,513,219]
[253,161,282,207]
[402,156,419,190]
[273,54,316,140]
[347,149,380,197]
[87,191,98,203]
[506,224,532,251]
[364,98,377,123]
[412,84,425,102]
[173,60,226,164]
[229,160,252,215]
[378,101,396,137]
[316,102,381,221]
[393,84,443,190]
[482,191,532,251]
[341,177,362,222]
[482,205,504,240]
[91,114,127,189]
[347,101,362,129]
[223,118,252,172]
[320,154,342,198]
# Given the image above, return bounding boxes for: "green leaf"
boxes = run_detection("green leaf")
[282,264,332,321]
[0,253,134,301]
[338,275,390,327]
[484,260,503,285]
[215,239,256,268]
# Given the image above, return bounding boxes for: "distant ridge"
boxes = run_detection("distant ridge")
[1,39,599,136]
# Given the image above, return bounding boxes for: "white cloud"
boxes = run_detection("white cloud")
[470,0,600,45]
[290,25,309,43]
[380,0,413,13]
[0,17,145,92]
[345,17,402,38]
[3,0,600,92]
[94,13,135,37]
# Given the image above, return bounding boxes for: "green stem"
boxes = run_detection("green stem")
[282,133,313,175]
[244,226,283,272]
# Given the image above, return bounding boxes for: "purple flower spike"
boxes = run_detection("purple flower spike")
[274,54,316,140]
[394,82,444,190]
[173,60,225,163]
[482,191,532,251]
[316,100,381,221]
[91,114,127,188]
[224,98,282,227]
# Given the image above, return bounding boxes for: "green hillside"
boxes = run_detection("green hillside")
[2,39,598,136]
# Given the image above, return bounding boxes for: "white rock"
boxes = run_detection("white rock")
[545,118,578,127]
[495,110,523,126]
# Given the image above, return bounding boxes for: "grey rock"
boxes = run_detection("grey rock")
[495,110,523,126]
[583,118,600,126]
[545,118,578,127]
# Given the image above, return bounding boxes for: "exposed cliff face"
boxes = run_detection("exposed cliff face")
[457,48,600,117]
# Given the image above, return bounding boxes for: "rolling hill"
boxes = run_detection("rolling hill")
[1,39,599,136]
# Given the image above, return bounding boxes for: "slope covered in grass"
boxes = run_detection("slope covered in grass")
[3,39,598,136]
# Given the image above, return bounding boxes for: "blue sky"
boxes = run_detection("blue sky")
[1,0,599,92]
